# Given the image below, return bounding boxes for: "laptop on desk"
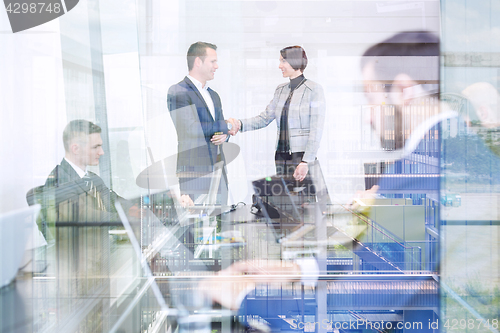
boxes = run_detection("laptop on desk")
[251,193,315,245]
[252,161,351,246]
[252,176,303,223]
[252,175,317,244]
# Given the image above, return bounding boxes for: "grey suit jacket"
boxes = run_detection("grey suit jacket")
[240,79,326,162]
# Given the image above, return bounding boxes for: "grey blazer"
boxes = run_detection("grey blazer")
[241,79,326,162]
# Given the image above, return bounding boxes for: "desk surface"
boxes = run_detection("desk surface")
[0,198,427,333]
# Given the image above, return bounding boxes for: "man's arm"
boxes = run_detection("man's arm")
[168,85,228,140]
[200,258,319,310]
[208,90,229,144]
[207,89,229,137]
[167,85,205,139]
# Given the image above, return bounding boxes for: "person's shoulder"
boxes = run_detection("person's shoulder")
[303,79,322,91]
[207,86,220,97]
[86,171,103,181]
[44,165,59,186]
[276,82,288,89]
[44,160,65,186]
[273,82,289,94]
[86,171,107,187]
[167,78,194,108]
[168,77,191,94]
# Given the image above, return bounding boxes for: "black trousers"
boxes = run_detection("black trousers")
[275,150,317,201]
[274,151,316,220]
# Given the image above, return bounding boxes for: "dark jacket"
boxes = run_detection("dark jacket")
[167,76,229,194]
[43,159,126,223]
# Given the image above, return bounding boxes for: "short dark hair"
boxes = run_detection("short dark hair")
[280,46,308,73]
[361,31,439,74]
[63,119,101,152]
[187,42,217,71]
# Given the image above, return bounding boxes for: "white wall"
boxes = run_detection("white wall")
[0,11,66,214]
[0,0,441,212]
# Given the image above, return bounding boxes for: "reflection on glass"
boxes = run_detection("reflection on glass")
[440,0,500,329]
[5,0,499,331]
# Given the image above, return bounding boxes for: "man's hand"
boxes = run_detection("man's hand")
[199,259,301,310]
[293,162,308,182]
[211,133,228,145]
[227,118,241,136]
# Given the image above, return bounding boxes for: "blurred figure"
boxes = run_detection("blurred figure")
[228,46,326,182]
[462,82,500,128]
[361,31,441,150]
[361,31,443,193]
[167,41,232,204]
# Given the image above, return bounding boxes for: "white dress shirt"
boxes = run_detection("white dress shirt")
[187,75,216,120]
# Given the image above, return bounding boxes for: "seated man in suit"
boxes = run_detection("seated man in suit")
[167,41,235,205]
[43,119,132,222]
[37,120,136,300]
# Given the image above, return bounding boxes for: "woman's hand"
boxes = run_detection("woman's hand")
[293,162,308,181]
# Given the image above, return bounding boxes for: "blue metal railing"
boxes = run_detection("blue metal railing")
[334,204,422,271]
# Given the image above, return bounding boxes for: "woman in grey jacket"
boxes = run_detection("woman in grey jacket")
[232,46,326,182]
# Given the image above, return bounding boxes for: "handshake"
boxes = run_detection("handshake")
[226,118,242,136]
[211,118,242,145]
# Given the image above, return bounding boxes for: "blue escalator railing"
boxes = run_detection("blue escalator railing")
[333,204,422,271]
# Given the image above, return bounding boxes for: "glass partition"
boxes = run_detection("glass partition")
[440,0,500,331]
[2,0,497,332]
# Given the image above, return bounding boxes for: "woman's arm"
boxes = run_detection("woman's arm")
[302,84,326,163]
[292,83,326,181]
[239,85,285,132]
